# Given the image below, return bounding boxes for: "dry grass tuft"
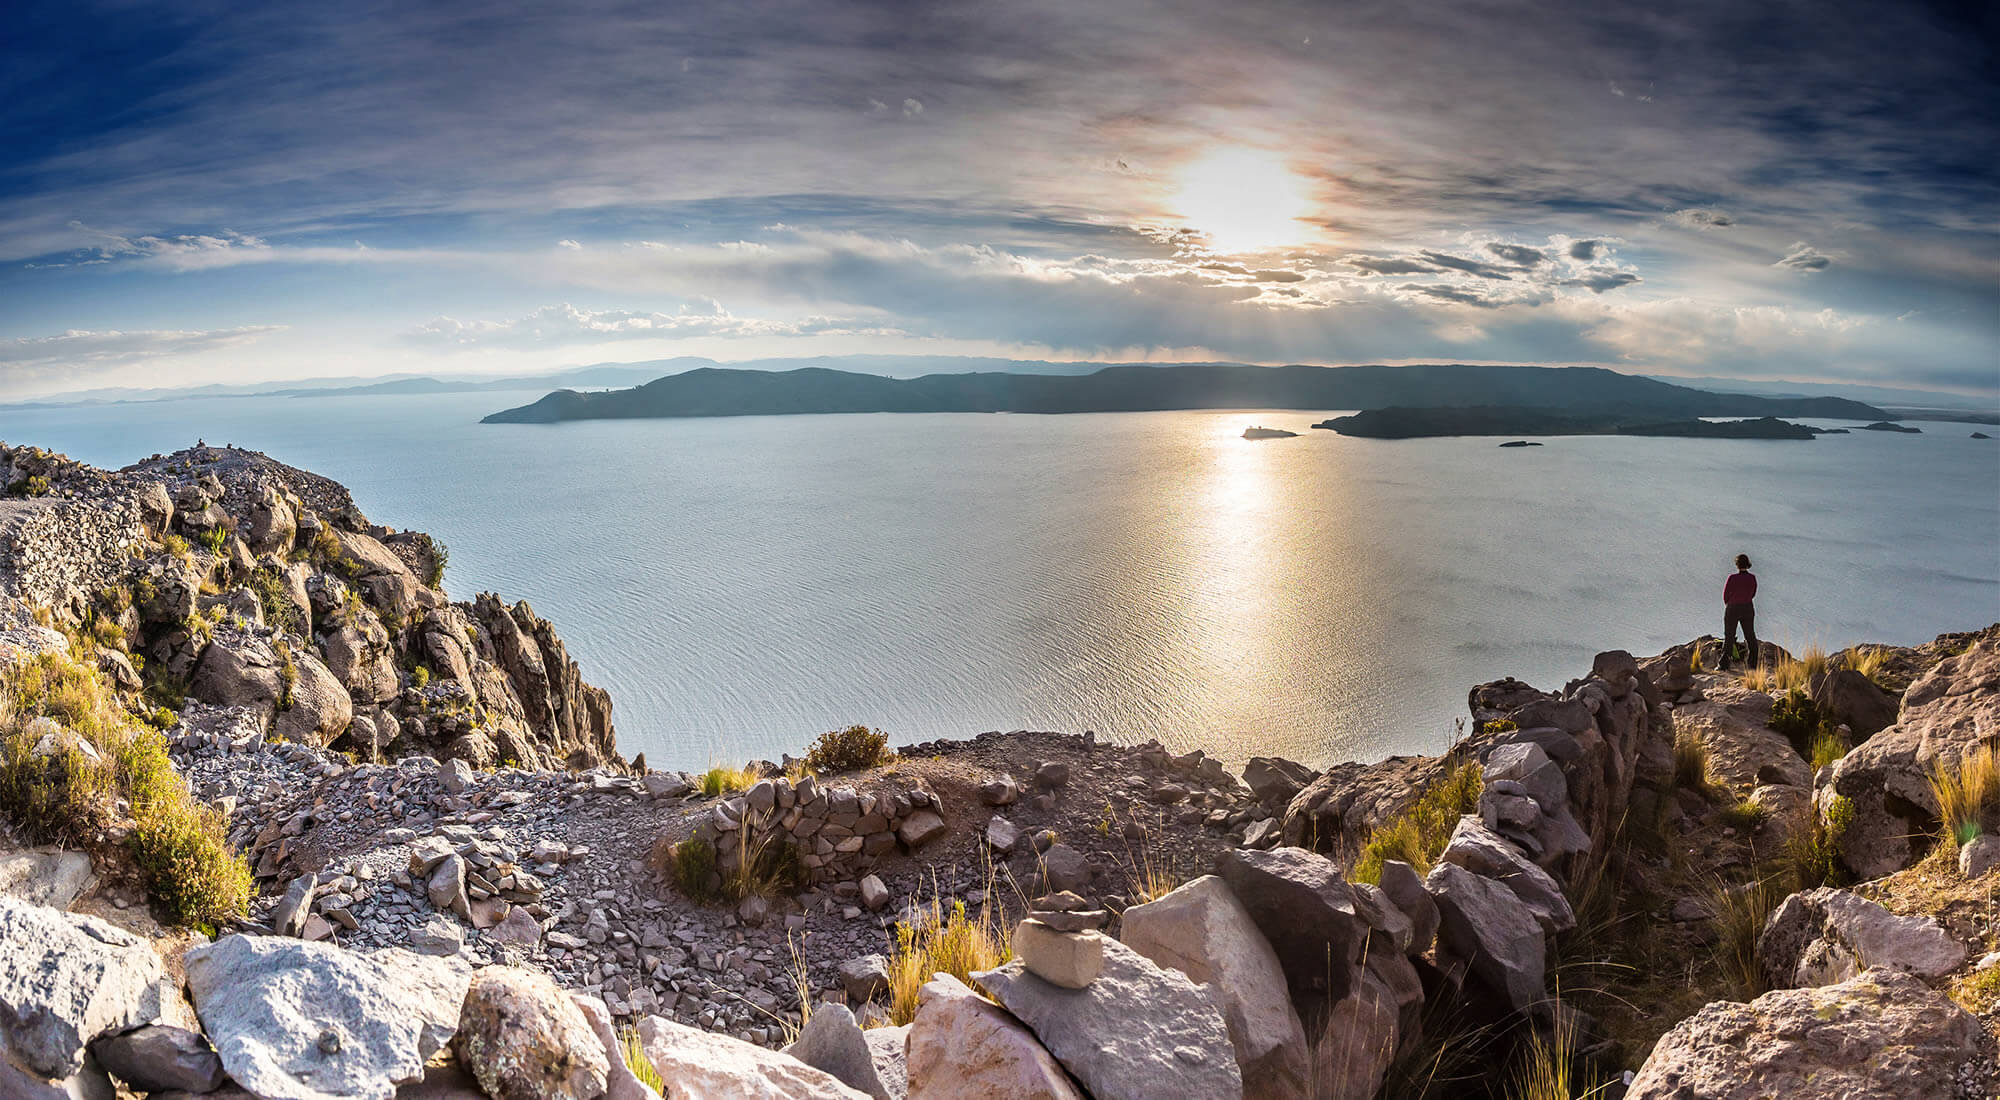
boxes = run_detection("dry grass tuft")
[1351,760,1483,885]
[885,885,1011,1026]
[699,762,758,798]
[1844,644,1889,683]
[1672,730,1715,795]
[1708,874,1788,999]
[618,1029,664,1091]
[1929,742,2000,848]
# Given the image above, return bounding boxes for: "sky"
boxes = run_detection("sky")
[2,0,1997,402]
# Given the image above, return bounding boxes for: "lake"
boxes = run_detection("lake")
[5,393,1997,770]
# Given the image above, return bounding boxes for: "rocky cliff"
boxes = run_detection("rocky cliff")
[0,442,620,772]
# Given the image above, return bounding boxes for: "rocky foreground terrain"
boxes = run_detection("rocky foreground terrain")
[2,441,1997,1100]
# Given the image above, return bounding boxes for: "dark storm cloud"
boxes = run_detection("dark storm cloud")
[1418,251,1517,281]
[1561,270,1641,293]
[1669,208,1736,229]
[1486,243,1547,267]
[1775,242,1833,271]
[1397,283,1502,308]
[1568,240,1601,260]
[1341,255,1439,276]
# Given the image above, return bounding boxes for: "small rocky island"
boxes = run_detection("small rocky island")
[1498,440,1543,448]
[1861,421,1924,433]
[1242,426,1298,439]
[1316,406,1824,440]
[2,440,1996,1100]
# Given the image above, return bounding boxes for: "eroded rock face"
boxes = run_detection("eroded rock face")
[1280,755,1443,858]
[184,935,468,1100]
[905,975,1079,1100]
[455,967,610,1100]
[636,1014,868,1099]
[972,939,1242,1100]
[1627,968,1984,1100]
[1214,847,1367,1007]
[1119,876,1309,1098]
[1755,888,1966,990]
[1437,816,1575,935]
[1829,628,2000,879]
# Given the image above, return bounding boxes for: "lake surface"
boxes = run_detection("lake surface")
[5,393,1997,770]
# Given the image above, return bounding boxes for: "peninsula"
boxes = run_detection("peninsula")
[1316,407,1822,440]
[482,363,1888,424]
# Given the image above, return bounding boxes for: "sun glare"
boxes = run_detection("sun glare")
[1171,147,1318,254]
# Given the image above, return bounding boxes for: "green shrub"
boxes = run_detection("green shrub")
[804,724,892,773]
[160,534,191,560]
[1351,760,1483,884]
[246,566,303,635]
[410,665,431,689]
[427,539,449,589]
[197,527,229,556]
[0,648,250,927]
[668,836,720,902]
[1786,794,1854,890]
[1768,689,1832,757]
[1717,798,1768,832]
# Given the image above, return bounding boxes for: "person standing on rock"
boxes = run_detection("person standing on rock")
[1719,553,1759,669]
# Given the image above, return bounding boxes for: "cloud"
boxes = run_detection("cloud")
[1417,250,1517,280]
[0,326,285,370]
[1397,283,1503,308]
[406,302,899,347]
[1775,242,1832,271]
[1485,243,1547,267]
[1561,269,1641,293]
[1340,254,1437,276]
[1668,208,1736,230]
[557,239,582,250]
[1567,239,1601,260]
[902,98,923,117]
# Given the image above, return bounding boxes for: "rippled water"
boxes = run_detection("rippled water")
[6,392,1996,769]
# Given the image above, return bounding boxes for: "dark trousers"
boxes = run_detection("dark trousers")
[1722,603,1758,667]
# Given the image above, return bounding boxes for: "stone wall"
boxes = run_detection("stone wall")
[693,773,947,885]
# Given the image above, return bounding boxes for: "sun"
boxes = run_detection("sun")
[1171,147,1318,254]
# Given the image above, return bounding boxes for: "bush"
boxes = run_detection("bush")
[1786,794,1854,890]
[197,527,229,556]
[410,665,432,689]
[0,648,250,927]
[1672,730,1714,794]
[246,565,303,635]
[427,538,449,589]
[1768,689,1833,757]
[160,534,191,560]
[667,836,720,902]
[1351,759,1483,884]
[804,725,892,773]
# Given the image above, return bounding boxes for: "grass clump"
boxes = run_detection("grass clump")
[666,835,721,902]
[887,895,1011,1026]
[1768,688,1838,759]
[1950,964,2000,1015]
[1808,727,1849,771]
[246,565,303,635]
[1708,874,1788,998]
[618,1030,664,1092]
[1929,742,2000,848]
[1717,798,1768,832]
[0,648,251,927]
[699,763,757,797]
[1785,793,1854,891]
[197,527,229,556]
[160,533,191,561]
[1672,730,1715,795]
[1844,644,1889,683]
[1350,760,1483,884]
[804,724,892,774]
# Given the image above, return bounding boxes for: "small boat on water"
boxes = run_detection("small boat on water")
[1242,425,1298,439]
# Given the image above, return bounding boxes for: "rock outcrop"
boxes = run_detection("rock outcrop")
[1628,968,1985,1099]
[1827,628,2000,878]
[1755,887,1966,989]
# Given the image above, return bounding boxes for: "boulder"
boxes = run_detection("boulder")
[0,899,167,1084]
[272,647,353,746]
[905,974,1079,1100]
[838,955,890,1003]
[89,1025,225,1095]
[1280,755,1438,857]
[784,1003,889,1100]
[455,967,610,1100]
[1424,861,1546,1012]
[184,936,468,1100]
[1755,887,1966,990]
[0,850,94,911]
[977,775,1020,805]
[1310,961,1403,1100]
[1961,834,2000,878]
[1437,816,1575,934]
[1012,921,1106,990]
[1215,847,1368,1004]
[1242,757,1317,807]
[636,1013,869,1099]
[897,810,947,849]
[1032,844,1093,895]
[984,816,1020,854]
[1350,882,1414,954]
[189,634,284,716]
[1828,630,2000,878]
[861,1026,908,1100]
[972,938,1241,1100]
[1810,667,1898,740]
[1375,861,1438,955]
[568,995,661,1100]
[1668,696,1811,791]
[859,875,890,912]
[487,907,544,948]
[1627,968,1984,1100]
[409,915,465,956]
[1118,875,1308,1098]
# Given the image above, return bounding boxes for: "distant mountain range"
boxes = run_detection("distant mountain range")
[482,363,1890,424]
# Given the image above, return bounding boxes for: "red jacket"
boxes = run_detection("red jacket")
[1724,571,1757,605]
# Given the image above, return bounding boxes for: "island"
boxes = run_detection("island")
[1974,432,1993,439]
[1860,421,1923,433]
[1242,426,1298,439]
[482,362,1889,424]
[1314,407,1820,440]
[1498,440,1543,447]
